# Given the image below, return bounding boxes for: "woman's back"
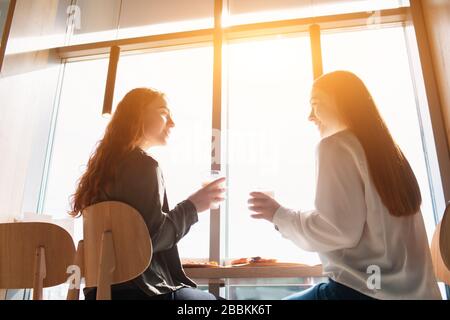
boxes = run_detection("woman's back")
[88,148,198,296]
[321,130,441,299]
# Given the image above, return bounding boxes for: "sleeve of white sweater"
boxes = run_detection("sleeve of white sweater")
[272,136,367,253]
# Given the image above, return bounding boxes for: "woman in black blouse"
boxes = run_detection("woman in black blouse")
[70,88,225,300]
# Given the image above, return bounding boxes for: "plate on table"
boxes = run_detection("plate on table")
[182,261,220,268]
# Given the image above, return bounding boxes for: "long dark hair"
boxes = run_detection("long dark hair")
[70,88,164,217]
[314,71,421,217]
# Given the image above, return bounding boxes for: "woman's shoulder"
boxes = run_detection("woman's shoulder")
[123,148,158,166]
[318,129,360,154]
[117,148,159,177]
[317,129,367,170]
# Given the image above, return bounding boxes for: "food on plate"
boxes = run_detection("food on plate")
[249,256,277,264]
[230,256,278,266]
[230,257,249,265]
[182,260,219,268]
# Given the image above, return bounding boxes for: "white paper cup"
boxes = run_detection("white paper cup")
[202,170,226,209]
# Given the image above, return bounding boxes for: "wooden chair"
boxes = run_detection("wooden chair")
[67,201,152,300]
[0,222,75,300]
[431,202,450,286]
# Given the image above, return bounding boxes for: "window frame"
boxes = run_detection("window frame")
[0,0,16,73]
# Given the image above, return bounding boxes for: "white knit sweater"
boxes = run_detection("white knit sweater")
[273,129,441,300]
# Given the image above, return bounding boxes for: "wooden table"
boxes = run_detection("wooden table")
[185,264,323,296]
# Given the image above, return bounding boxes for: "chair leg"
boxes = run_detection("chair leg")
[67,240,84,300]
[32,246,46,300]
[96,231,115,300]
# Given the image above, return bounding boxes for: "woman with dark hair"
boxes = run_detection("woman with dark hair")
[248,71,441,300]
[71,88,225,300]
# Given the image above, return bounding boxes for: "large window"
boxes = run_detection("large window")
[43,58,110,243]
[44,19,442,260]
[40,58,109,299]
[225,35,320,264]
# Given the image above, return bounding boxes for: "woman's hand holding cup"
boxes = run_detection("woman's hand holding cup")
[248,191,280,222]
[188,176,226,213]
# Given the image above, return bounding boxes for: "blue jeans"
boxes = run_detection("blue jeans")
[85,287,220,300]
[284,279,376,300]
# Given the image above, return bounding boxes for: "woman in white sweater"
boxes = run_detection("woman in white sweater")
[248,71,441,300]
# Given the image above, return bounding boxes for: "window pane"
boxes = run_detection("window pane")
[69,0,213,45]
[0,0,9,46]
[114,46,214,259]
[118,0,213,39]
[43,58,110,243]
[227,0,409,26]
[226,36,320,265]
[69,0,122,45]
[321,26,438,240]
[5,0,71,54]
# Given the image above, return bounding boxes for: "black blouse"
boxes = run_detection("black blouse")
[85,148,199,296]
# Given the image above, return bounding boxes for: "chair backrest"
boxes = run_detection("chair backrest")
[0,222,75,299]
[82,201,152,299]
[439,204,450,269]
[431,203,450,285]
